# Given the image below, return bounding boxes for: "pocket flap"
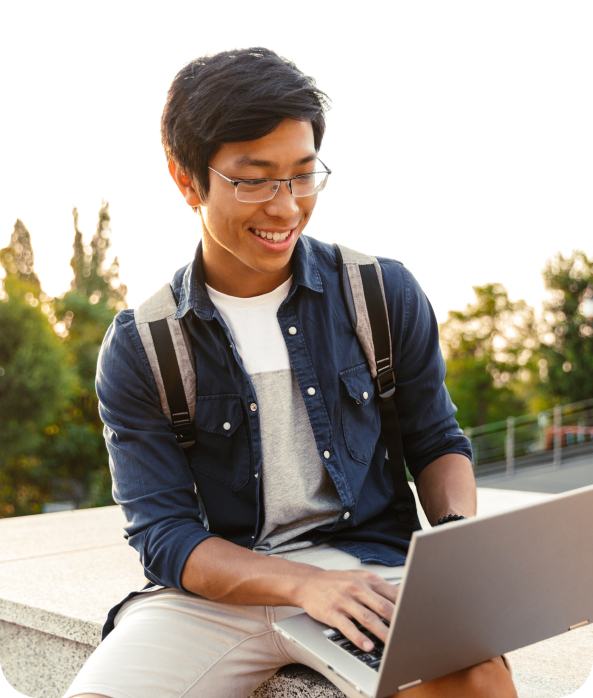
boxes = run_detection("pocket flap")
[194,395,244,436]
[339,364,375,405]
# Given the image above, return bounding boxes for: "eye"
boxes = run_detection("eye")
[240,179,267,188]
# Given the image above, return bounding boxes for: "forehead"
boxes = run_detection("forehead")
[212,119,316,171]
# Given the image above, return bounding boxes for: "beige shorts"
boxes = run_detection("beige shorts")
[64,545,404,698]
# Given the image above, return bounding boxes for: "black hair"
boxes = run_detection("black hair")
[161,47,330,199]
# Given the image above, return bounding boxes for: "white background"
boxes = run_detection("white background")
[1,0,592,322]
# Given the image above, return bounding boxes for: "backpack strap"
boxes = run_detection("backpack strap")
[135,285,197,448]
[334,244,417,523]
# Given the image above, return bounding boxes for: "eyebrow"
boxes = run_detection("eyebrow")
[231,153,318,168]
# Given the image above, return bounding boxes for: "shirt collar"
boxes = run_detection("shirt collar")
[175,235,323,321]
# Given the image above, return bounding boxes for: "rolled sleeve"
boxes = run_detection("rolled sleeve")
[380,261,473,480]
[96,310,217,590]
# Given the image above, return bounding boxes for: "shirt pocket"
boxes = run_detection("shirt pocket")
[190,394,250,492]
[339,363,381,465]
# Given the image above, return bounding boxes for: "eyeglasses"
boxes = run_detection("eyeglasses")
[208,159,331,203]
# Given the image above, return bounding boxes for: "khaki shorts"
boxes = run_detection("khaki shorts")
[64,545,404,698]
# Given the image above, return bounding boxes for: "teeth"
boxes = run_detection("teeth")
[252,229,291,242]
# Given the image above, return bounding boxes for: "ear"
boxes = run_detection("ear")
[168,161,203,207]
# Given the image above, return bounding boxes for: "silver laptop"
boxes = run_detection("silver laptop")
[273,484,593,697]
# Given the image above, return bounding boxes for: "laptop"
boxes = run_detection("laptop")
[273,484,593,697]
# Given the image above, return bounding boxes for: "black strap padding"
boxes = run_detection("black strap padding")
[358,264,391,370]
[149,319,196,446]
[379,398,418,522]
[336,253,417,523]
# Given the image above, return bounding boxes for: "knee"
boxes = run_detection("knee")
[462,657,517,698]
[395,656,517,697]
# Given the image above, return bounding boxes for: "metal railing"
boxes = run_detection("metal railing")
[464,397,593,474]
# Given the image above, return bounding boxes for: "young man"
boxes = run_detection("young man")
[66,48,517,698]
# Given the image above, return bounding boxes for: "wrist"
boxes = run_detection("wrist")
[290,563,322,608]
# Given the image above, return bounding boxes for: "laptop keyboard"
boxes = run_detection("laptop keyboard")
[323,619,389,671]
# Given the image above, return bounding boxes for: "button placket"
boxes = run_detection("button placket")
[279,308,354,511]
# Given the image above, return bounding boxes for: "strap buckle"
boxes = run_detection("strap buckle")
[172,421,196,447]
[376,368,396,401]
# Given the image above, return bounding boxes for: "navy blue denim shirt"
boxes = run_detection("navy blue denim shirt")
[96,235,472,639]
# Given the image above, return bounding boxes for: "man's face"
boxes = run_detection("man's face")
[197,119,319,278]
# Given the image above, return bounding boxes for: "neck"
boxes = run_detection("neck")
[201,231,293,299]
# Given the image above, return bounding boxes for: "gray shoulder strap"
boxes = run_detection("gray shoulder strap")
[134,284,196,427]
[334,244,392,379]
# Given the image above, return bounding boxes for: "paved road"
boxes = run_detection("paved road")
[476,452,593,493]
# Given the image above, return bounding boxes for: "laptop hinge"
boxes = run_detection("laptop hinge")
[398,679,422,691]
[569,620,589,630]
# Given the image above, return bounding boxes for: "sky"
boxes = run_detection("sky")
[1,1,592,323]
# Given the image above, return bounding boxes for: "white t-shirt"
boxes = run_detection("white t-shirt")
[206,278,292,375]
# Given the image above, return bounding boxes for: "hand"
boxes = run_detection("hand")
[295,568,399,652]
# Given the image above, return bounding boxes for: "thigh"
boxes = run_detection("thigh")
[64,589,298,698]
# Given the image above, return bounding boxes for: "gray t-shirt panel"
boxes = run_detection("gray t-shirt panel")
[251,369,341,553]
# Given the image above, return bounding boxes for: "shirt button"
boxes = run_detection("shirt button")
[288,327,297,335]
[223,422,231,431]
[250,403,258,412]
[323,450,330,459]
[307,387,316,396]
[255,473,259,478]
[343,512,350,520]
[362,391,368,400]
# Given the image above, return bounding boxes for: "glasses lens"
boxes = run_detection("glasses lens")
[291,172,328,198]
[236,180,279,203]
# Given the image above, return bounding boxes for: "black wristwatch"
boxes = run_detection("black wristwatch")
[436,514,466,525]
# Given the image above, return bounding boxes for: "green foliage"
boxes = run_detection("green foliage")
[48,203,127,506]
[440,284,540,428]
[0,222,75,516]
[0,205,126,518]
[539,251,593,404]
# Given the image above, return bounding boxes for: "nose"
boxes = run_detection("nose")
[263,180,300,219]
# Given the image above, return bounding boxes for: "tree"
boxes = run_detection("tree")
[0,221,74,516]
[538,251,593,404]
[0,204,128,518]
[440,283,540,428]
[49,202,127,507]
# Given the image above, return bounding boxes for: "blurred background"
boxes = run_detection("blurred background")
[1,0,592,516]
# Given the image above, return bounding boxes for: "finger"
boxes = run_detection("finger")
[334,615,377,653]
[364,584,398,622]
[349,576,397,626]
[369,577,400,606]
[347,601,391,645]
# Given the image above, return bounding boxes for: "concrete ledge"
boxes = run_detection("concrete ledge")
[0,621,95,698]
[253,665,345,697]
[1,490,591,698]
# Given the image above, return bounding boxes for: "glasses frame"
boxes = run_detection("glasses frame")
[208,158,332,203]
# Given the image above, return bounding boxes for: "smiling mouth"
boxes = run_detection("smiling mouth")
[250,228,292,243]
